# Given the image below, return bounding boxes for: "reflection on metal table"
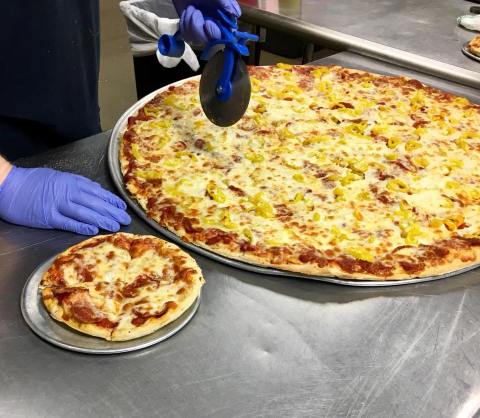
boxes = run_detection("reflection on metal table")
[1,53,480,417]
[239,0,480,89]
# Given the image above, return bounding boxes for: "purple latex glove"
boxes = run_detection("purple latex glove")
[173,0,241,46]
[0,166,131,235]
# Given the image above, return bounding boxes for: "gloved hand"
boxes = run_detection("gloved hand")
[0,166,131,235]
[172,0,241,46]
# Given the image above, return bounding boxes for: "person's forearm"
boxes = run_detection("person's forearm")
[0,156,13,186]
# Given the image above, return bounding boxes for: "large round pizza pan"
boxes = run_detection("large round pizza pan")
[108,76,480,287]
[462,42,480,63]
[21,256,201,354]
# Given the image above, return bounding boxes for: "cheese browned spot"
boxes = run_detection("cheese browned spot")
[120,64,480,281]
[40,233,204,341]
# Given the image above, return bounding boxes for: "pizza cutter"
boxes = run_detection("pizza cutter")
[158,31,185,58]
[158,10,258,127]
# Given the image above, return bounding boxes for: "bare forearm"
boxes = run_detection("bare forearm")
[0,155,13,186]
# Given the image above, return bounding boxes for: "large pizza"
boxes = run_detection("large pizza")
[40,233,204,340]
[119,64,480,281]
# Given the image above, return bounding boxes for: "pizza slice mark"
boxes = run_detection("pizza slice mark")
[41,253,85,287]
[121,271,173,298]
[83,238,132,320]
[118,239,178,317]
[96,234,135,321]
[131,301,178,326]
[121,242,194,299]
[41,262,67,287]
[90,280,125,319]
[49,287,118,330]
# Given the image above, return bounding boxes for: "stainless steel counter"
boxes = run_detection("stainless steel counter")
[239,0,480,89]
[2,53,480,418]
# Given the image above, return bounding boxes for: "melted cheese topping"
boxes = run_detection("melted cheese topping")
[41,234,204,337]
[123,65,480,268]
[469,35,480,56]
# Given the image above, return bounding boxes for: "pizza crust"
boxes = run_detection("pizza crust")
[177,230,480,281]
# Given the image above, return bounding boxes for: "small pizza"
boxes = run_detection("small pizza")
[468,35,480,57]
[120,64,480,281]
[40,233,204,341]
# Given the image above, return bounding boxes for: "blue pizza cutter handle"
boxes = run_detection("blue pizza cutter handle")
[158,31,185,58]
[201,10,258,102]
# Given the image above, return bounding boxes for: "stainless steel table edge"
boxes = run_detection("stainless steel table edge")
[107,74,479,287]
[240,5,480,90]
[21,255,201,354]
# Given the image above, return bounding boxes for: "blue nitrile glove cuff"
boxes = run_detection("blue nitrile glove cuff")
[0,165,17,196]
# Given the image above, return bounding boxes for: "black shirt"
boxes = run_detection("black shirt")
[0,1,100,159]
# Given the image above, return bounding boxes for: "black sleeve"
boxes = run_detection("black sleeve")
[0,0,101,159]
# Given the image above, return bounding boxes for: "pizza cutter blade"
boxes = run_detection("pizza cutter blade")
[157,10,258,127]
[199,50,251,127]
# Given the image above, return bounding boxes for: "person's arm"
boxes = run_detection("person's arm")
[0,156,12,186]
[0,156,131,235]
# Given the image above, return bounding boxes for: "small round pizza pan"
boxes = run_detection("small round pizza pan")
[21,256,201,354]
[462,42,480,63]
[108,76,480,287]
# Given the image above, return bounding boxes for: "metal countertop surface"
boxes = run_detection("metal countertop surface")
[2,53,480,417]
[239,0,480,88]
